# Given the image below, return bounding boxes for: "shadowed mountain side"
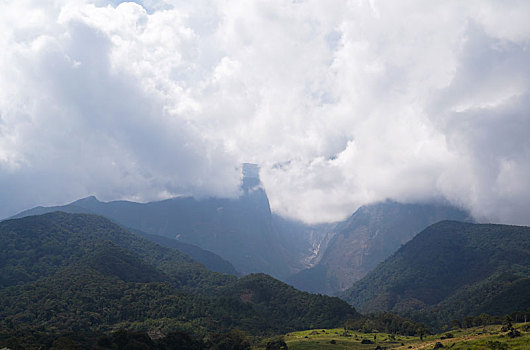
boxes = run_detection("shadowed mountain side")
[133,230,239,275]
[287,201,470,295]
[340,220,530,328]
[271,214,338,271]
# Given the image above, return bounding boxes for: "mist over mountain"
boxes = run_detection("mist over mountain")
[271,213,337,271]
[12,164,325,280]
[288,201,470,295]
[13,167,476,288]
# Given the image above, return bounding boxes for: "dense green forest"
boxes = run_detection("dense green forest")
[0,212,233,294]
[341,220,530,328]
[0,212,359,343]
[0,328,253,350]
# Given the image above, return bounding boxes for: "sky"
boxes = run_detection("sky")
[0,0,529,225]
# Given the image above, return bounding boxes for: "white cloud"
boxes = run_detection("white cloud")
[0,0,529,225]
[0,0,240,215]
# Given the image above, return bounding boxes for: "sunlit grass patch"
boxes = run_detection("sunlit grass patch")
[276,323,530,350]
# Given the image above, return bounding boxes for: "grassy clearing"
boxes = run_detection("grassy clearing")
[282,328,412,349]
[273,323,529,350]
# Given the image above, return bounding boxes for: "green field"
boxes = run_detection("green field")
[271,323,530,350]
[283,328,410,349]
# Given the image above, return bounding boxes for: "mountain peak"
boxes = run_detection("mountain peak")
[242,163,260,179]
[242,163,261,191]
[73,195,100,204]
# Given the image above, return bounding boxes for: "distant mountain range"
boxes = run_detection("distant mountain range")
[340,220,530,328]
[132,229,238,275]
[0,212,359,334]
[12,190,471,292]
[288,201,470,295]
[11,165,326,280]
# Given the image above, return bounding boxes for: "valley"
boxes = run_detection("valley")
[287,201,470,295]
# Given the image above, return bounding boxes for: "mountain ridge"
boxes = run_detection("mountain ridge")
[11,189,298,279]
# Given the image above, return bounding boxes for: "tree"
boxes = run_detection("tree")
[449,319,461,329]
[265,337,288,350]
[463,316,474,328]
[503,315,513,329]
[208,330,251,350]
[157,331,204,350]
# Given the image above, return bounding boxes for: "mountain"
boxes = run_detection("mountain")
[0,211,232,293]
[219,273,358,331]
[340,220,530,327]
[271,214,337,271]
[287,201,470,295]
[12,164,303,279]
[0,212,360,335]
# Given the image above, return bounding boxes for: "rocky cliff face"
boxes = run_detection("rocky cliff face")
[288,201,471,295]
[272,214,338,271]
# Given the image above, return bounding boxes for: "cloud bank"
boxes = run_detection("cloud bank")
[1,0,529,225]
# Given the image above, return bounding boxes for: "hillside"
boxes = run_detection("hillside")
[219,273,358,331]
[11,202,240,276]
[0,212,359,335]
[341,220,530,327]
[0,212,231,293]
[282,323,530,350]
[288,201,470,295]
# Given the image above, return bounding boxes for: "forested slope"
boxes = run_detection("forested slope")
[341,220,530,327]
[0,212,358,335]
